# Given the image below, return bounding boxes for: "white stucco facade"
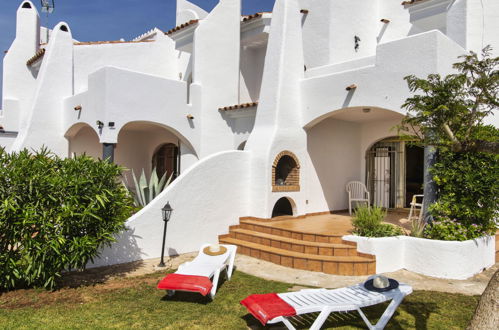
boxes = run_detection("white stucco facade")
[1,0,498,269]
[343,235,496,280]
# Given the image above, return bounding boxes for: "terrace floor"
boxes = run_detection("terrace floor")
[247,209,413,236]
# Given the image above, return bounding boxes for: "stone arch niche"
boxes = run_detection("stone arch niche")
[271,197,295,218]
[272,151,300,192]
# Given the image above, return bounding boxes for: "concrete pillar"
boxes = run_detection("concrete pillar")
[102,143,115,162]
[422,145,438,223]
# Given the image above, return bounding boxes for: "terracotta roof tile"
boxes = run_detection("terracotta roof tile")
[165,20,199,35]
[242,12,264,22]
[26,48,45,66]
[219,101,258,111]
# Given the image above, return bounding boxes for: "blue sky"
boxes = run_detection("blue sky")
[0,0,276,103]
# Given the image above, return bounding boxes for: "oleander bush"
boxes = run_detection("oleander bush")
[0,148,135,290]
[352,205,403,237]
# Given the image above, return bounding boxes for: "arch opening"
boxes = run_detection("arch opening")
[116,121,195,189]
[60,25,69,32]
[22,2,32,9]
[306,106,406,211]
[272,197,294,218]
[272,151,300,192]
[65,123,101,160]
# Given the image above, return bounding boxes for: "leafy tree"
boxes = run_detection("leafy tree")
[398,47,498,330]
[399,46,498,154]
[0,148,135,290]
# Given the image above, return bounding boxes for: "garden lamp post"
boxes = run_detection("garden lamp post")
[158,202,173,267]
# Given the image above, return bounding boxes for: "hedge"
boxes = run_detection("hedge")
[0,148,135,290]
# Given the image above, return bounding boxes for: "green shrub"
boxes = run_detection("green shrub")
[430,127,499,230]
[424,217,494,241]
[0,148,135,290]
[351,205,403,237]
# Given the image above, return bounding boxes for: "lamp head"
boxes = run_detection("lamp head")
[162,202,173,222]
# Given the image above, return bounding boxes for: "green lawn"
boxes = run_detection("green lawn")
[0,270,478,329]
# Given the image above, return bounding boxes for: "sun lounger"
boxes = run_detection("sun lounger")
[157,243,236,299]
[241,280,412,330]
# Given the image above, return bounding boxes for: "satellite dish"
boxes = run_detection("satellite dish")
[41,0,55,13]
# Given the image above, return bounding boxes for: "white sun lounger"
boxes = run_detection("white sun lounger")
[158,243,237,299]
[243,281,412,330]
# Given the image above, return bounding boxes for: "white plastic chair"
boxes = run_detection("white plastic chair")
[408,194,424,221]
[346,181,370,215]
[164,243,236,299]
[247,282,412,330]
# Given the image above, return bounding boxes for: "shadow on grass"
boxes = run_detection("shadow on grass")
[160,291,212,305]
[59,259,145,288]
[402,300,438,330]
[241,300,439,329]
[158,266,233,305]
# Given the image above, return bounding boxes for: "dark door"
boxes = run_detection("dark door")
[405,145,424,207]
[152,143,179,180]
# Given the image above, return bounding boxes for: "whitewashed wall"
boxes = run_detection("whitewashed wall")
[1,1,39,134]
[91,150,250,267]
[344,235,496,280]
[11,22,74,156]
[193,0,241,157]
[239,45,267,103]
[306,118,361,212]
[73,35,178,95]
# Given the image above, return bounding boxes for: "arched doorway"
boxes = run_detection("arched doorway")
[65,123,101,159]
[152,143,179,180]
[115,121,195,186]
[366,137,423,208]
[305,106,406,211]
[272,197,294,218]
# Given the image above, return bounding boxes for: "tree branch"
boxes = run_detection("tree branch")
[456,140,499,154]
[443,124,463,152]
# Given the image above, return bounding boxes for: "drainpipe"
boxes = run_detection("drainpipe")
[422,144,437,223]
[102,143,115,162]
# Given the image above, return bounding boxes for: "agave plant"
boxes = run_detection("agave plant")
[129,167,173,207]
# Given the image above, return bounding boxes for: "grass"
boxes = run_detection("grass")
[0,270,479,329]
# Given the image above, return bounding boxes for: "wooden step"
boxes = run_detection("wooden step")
[239,220,345,244]
[227,228,360,257]
[220,237,375,276]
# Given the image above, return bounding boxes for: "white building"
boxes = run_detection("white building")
[1,0,498,268]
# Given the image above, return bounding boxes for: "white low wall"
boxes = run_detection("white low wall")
[90,150,250,268]
[343,235,496,280]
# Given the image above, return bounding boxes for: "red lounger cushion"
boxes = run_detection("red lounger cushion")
[240,293,297,325]
[157,274,213,296]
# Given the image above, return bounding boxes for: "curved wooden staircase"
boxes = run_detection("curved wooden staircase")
[219,217,376,276]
